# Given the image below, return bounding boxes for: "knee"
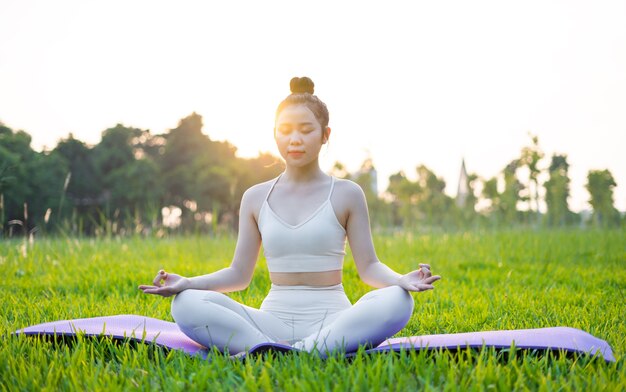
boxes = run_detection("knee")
[171,289,198,325]
[171,289,224,326]
[379,285,414,325]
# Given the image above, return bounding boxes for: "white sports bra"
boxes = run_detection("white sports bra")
[258,175,346,273]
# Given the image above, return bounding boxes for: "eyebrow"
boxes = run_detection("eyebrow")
[277,122,315,127]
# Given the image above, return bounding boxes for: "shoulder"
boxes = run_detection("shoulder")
[333,178,366,200]
[240,178,276,214]
[331,178,368,219]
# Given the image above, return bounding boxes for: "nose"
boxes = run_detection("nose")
[289,131,303,145]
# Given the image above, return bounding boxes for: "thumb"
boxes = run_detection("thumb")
[153,270,168,286]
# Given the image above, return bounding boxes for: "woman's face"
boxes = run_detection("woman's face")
[275,104,328,167]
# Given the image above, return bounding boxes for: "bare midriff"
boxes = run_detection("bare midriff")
[270,270,342,286]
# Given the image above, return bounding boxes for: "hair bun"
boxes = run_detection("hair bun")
[290,77,315,94]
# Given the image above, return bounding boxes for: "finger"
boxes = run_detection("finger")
[152,270,167,286]
[407,283,435,292]
[138,285,157,290]
[419,263,431,270]
[140,286,172,297]
[421,276,441,285]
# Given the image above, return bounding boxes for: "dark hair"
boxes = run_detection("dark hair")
[275,77,330,132]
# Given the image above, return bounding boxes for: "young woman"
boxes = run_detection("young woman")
[139,77,441,354]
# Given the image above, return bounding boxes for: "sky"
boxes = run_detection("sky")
[1,0,625,212]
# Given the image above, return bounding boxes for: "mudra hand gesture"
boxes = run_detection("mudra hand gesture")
[138,270,189,297]
[397,264,441,292]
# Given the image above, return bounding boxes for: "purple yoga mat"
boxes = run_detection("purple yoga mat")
[13,314,615,362]
[364,327,615,361]
[15,315,209,358]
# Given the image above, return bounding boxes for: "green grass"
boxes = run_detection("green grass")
[1,230,625,390]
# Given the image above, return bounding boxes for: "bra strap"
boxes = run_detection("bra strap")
[327,176,336,200]
[264,174,282,202]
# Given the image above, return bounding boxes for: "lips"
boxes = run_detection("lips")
[287,151,305,156]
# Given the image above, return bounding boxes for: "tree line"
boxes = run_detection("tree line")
[344,134,622,230]
[0,116,623,237]
[0,113,283,237]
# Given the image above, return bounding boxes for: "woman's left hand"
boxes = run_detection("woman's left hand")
[397,263,441,292]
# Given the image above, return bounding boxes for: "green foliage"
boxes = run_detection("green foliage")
[0,118,623,234]
[501,159,527,224]
[0,125,69,235]
[386,165,456,228]
[1,231,625,390]
[519,134,544,217]
[586,169,620,227]
[544,154,574,226]
[471,160,527,227]
[0,116,283,236]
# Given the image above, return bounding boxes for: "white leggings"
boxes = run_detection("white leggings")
[171,284,414,354]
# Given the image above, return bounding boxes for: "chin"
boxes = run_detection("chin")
[287,158,316,168]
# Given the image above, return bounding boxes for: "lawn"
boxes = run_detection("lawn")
[2,230,625,390]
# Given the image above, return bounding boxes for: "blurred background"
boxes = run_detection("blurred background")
[1,0,624,236]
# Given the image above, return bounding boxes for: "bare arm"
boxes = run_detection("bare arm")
[184,188,261,292]
[139,187,262,296]
[342,182,440,291]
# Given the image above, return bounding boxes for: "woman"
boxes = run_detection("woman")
[139,77,441,355]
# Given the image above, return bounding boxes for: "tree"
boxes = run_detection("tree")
[0,124,70,234]
[504,159,527,224]
[387,171,420,227]
[0,116,293,235]
[520,134,544,221]
[0,125,36,232]
[24,152,68,233]
[52,134,102,230]
[544,154,573,226]
[481,176,500,218]
[481,160,526,225]
[415,165,453,225]
[159,113,239,230]
[586,169,620,227]
[106,158,163,230]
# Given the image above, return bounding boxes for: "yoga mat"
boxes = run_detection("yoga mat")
[14,315,209,358]
[13,315,615,362]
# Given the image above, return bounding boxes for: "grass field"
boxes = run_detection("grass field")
[1,230,625,390]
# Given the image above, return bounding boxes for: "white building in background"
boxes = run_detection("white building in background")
[369,166,378,195]
[456,158,469,208]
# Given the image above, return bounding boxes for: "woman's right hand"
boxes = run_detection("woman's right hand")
[138,270,189,297]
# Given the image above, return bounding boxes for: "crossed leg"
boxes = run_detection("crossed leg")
[171,289,292,353]
[292,285,415,354]
[171,285,415,355]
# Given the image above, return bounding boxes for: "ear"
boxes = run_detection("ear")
[322,127,331,143]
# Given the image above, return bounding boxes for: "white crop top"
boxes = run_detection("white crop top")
[258,175,346,273]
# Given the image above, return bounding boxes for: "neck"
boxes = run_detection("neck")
[282,160,326,183]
